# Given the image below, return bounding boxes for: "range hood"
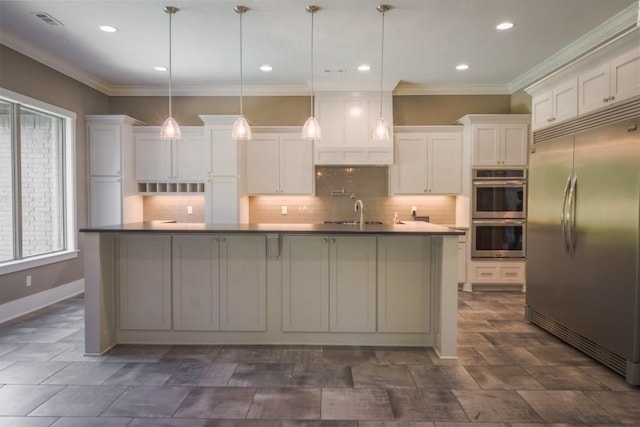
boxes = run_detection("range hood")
[313,91,394,165]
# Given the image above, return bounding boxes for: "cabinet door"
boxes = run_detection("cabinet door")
[552,79,578,124]
[119,234,171,330]
[88,124,121,176]
[501,124,528,166]
[209,128,238,176]
[390,133,428,194]
[578,62,610,115]
[428,133,462,194]
[172,235,220,331]
[531,90,553,131]
[175,131,209,181]
[206,177,239,224]
[135,135,172,181]
[377,236,431,333]
[89,176,121,227]
[219,234,266,331]
[471,125,500,166]
[246,136,280,194]
[610,48,640,105]
[329,235,377,332]
[282,235,330,332]
[280,136,314,194]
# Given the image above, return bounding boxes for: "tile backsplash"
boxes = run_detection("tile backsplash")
[143,195,205,223]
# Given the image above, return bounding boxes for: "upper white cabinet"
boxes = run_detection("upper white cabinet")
[86,115,143,226]
[578,48,640,115]
[531,79,578,131]
[314,91,394,165]
[458,115,530,167]
[247,128,314,195]
[134,126,208,182]
[390,127,463,194]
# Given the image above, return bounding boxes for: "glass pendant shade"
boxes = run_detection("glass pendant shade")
[302,116,321,140]
[232,115,252,140]
[372,117,390,141]
[160,116,181,140]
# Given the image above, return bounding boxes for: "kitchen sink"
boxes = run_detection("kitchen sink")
[324,220,384,225]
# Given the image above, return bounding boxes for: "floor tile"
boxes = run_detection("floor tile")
[457,332,494,348]
[0,384,64,415]
[227,363,293,387]
[102,362,179,385]
[352,364,416,388]
[269,346,324,364]
[0,417,58,427]
[388,388,468,422]
[374,348,433,365]
[42,362,124,385]
[452,390,543,423]
[579,364,636,391]
[517,390,619,424]
[524,343,595,365]
[282,421,358,427]
[427,348,488,366]
[174,386,255,419]
[246,387,321,419]
[0,343,22,357]
[358,422,435,427]
[291,364,352,388]
[214,346,275,364]
[522,366,608,390]
[103,344,172,363]
[161,345,223,364]
[166,363,236,386]
[128,419,208,427]
[585,390,640,424]
[11,328,77,344]
[321,388,394,420]
[101,385,191,417]
[408,365,480,389]
[29,384,126,416]
[474,347,544,366]
[49,418,132,426]
[464,365,544,390]
[0,343,73,361]
[322,347,377,365]
[480,332,545,348]
[0,361,69,384]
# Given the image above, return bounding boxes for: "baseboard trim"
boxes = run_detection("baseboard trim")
[0,279,85,324]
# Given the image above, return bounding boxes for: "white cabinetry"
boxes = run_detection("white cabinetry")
[247,129,314,195]
[119,234,172,330]
[531,79,578,131]
[578,48,640,115]
[377,236,432,333]
[134,127,208,182]
[86,115,143,227]
[470,260,525,286]
[391,127,462,194]
[457,115,530,167]
[314,91,394,165]
[281,235,376,333]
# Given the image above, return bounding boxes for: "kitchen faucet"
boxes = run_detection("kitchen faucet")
[354,199,364,226]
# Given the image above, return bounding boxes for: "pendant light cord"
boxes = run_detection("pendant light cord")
[379,7,385,117]
[310,8,315,117]
[168,9,173,118]
[239,10,244,116]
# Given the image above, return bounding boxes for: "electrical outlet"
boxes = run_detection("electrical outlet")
[281,205,288,215]
[26,275,31,287]
[411,206,417,216]
[187,205,193,215]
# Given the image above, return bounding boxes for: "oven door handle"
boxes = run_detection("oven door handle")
[561,175,571,253]
[472,219,526,225]
[472,180,527,186]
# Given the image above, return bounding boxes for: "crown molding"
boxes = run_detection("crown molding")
[393,83,510,95]
[508,3,639,93]
[107,84,312,97]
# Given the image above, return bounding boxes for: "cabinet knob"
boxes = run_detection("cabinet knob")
[221,237,226,243]
[603,97,609,103]
[330,238,336,244]
[609,95,615,101]
[322,238,329,244]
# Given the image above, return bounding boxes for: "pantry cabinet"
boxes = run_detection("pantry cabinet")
[247,129,313,195]
[391,127,462,194]
[531,79,578,131]
[281,235,377,333]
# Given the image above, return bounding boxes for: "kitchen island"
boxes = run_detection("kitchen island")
[80,222,463,359]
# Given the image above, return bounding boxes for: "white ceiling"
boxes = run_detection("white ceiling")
[0,0,638,96]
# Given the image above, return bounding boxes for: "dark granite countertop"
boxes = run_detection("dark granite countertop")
[79,221,464,236]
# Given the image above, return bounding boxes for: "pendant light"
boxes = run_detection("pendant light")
[372,4,391,141]
[302,5,321,140]
[232,5,252,140]
[160,6,181,140]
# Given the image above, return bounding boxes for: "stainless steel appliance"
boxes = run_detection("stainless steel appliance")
[526,99,640,384]
[472,168,527,219]
[471,219,526,258]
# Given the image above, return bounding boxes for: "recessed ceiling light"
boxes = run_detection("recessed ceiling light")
[99,25,118,33]
[260,64,273,72]
[496,21,514,30]
[357,64,371,72]
[456,64,470,71]
[154,66,168,72]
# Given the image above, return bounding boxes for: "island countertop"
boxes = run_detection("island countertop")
[79,221,464,235]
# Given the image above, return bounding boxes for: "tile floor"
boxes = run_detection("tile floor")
[0,291,639,426]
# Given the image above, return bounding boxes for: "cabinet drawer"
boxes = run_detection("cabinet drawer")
[499,265,525,282]
[474,265,498,281]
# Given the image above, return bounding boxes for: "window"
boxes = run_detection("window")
[0,88,77,274]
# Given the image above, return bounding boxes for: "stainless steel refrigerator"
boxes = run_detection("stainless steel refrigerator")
[526,99,640,385]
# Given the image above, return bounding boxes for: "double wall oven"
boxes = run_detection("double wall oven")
[471,168,527,258]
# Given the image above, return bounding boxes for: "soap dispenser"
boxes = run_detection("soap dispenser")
[393,212,399,224]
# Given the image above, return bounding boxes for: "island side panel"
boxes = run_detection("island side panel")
[83,232,117,355]
[433,235,458,358]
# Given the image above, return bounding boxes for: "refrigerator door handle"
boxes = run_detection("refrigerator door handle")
[566,174,578,256]
[561,175,572,252]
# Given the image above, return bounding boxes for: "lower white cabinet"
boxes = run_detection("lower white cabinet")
[458,234,467,284]
[470,260,526,285]
[119,234,172,330]
[89,176,122,227]
[377,236,432,333]
[281,235,376,333]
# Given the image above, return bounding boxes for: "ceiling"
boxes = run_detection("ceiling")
[0,0,638,96]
